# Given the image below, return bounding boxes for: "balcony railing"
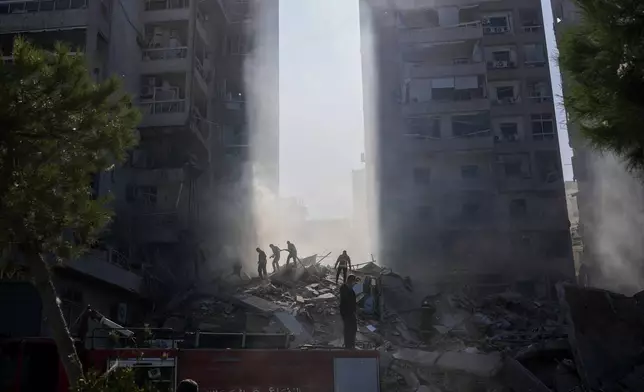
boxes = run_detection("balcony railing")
[195,56,209,82]
[141,99,186,114]
[142,47,188,61]
[145,0,189,11]
[0,0,87,14]
[523,25,543,33]
[528,95,553,103]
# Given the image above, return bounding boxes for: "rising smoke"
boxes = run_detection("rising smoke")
[584,152,644,295]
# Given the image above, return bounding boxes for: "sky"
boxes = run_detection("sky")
[278,0,573,220]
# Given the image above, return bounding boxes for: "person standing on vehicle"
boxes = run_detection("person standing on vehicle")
[339,274,358,349]
[285,240,298,266]
[256,247,268,279]
[334,250,352,284]
[269,243,282,272]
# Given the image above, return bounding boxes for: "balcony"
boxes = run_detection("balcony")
[399,21,482,45]
[139,73,189,127]
[65,249,143,294]
[404,133,494,154]
[142,47,189,73]
[406,60,486,79]
[143,0,190,23]
[0,0,89,33]
[142,22,190,74]
[404,95,490,116]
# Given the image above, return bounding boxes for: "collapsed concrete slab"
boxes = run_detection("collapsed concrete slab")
[558,284,644,391]
[274,311,311,347]
[392,348,441,367]
[231,293,282,315]
[435,351,502,378]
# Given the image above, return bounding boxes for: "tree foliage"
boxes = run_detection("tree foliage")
[0,37,140,256]
[558,0,644,171]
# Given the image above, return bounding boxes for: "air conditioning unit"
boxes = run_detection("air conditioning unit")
[492,60,509,68]
[485,26,510,34]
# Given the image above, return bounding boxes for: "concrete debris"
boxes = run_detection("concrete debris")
[158,262,644,392]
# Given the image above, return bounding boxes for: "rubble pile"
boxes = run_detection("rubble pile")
[165,258,644,392]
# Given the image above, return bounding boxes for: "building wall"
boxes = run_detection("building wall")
[360,0,574,292]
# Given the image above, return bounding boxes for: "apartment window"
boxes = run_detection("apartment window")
[227,34,253,55]
[431,77,455,100]
[531,114,555,140]
[509,199,527,217]
[527,80,552,102]
[461,165,479,179]
[498,122,519,142]
[496,86,515,103]
[492,51,511,62]
[452,112,490,138]
[520,9,542,30]
[406,116,441,139]
[524,44,546,66]
[483,14,511,34]
[413,167,431,185]
[500,154,530,178]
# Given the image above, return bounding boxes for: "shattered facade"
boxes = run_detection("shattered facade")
[359,0,575,291]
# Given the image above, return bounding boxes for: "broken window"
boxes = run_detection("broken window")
[527,80,552,102]
[452,112,491,138]
[535,150,561,183]
[531,113,555,141]
[498,122,519,142]
[520,8,542,27]
[509,199,527,217]
[461,165,479,179]
[495,85,516,104]
[524,44,546,66]
[499,154,531,178]
[405,116,441,139]
[413,167,431,185]
[483,13,512,34]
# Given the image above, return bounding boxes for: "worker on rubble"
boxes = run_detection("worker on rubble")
[256,247,268,279]
[269,243,282,272]
[340,274,358,349]
[285,240,298,266]
[334,250,352,284]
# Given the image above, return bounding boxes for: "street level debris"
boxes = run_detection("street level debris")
[156,256,644,392]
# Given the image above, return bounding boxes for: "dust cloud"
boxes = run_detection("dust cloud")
[584,153,644,295]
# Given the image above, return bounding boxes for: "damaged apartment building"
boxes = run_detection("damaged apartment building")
[359,0,574,295]
[0,0,279,337]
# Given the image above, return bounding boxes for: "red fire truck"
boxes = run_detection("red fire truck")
[0,307,380,392]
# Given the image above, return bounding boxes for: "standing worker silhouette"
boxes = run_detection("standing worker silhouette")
[256,247,268,279]
[334,250,352,284]
[269,243,282,272]
[339,274,358,349]
[285,240,298,266]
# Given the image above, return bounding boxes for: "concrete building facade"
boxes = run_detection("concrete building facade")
[359,0,574,294]
[0,0,279,334]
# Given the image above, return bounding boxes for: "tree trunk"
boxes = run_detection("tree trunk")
[25,250,84,385]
